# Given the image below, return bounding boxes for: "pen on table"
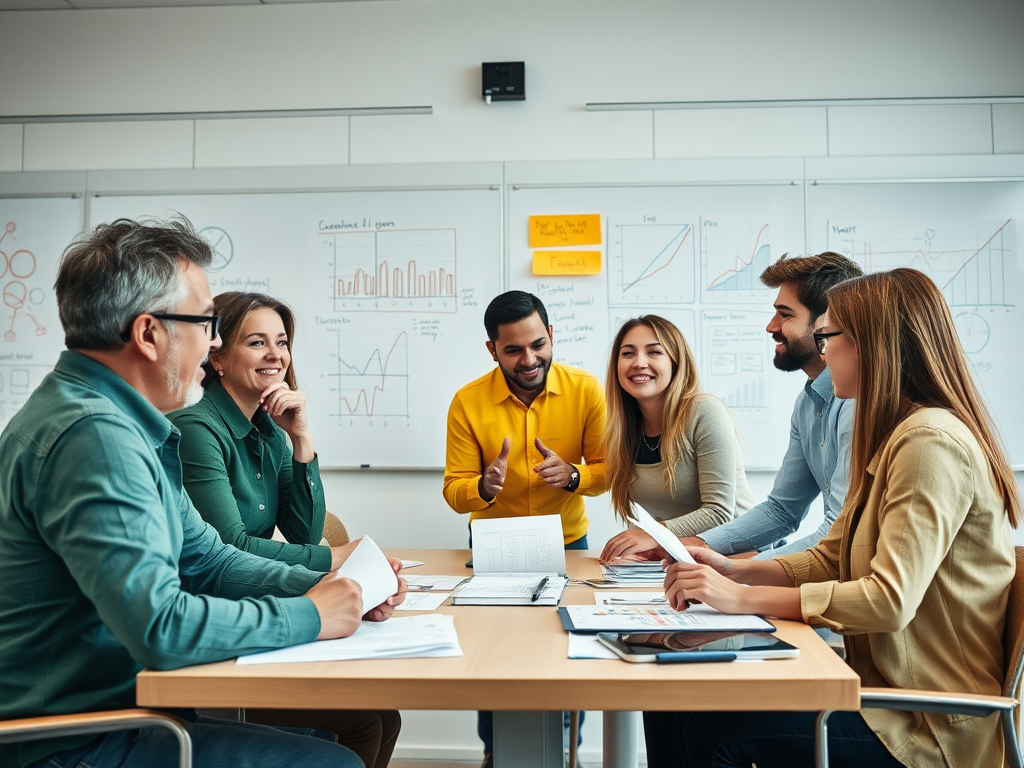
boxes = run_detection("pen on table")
[531,577,550,603]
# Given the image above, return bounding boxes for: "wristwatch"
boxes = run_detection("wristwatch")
[564,465,581,492]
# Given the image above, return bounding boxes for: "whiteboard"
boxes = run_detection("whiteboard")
[0,196,85,433]
[807,179,1024,465]
[507,179,807,471]
[90,186,502,468]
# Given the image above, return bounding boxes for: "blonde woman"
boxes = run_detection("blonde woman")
[599,315,755,562]
[656,269,1019,768]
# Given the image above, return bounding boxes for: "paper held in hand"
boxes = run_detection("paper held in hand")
[336,535,400,616]
[631,506,696,564]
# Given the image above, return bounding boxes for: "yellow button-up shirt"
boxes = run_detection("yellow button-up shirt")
[443,362,608,545]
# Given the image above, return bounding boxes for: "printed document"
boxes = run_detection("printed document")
[471,514,566,575]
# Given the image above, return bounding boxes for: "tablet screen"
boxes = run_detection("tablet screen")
[599,631,797,656]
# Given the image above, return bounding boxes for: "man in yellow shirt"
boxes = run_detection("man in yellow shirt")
[443,290,607,768]
[443,290,607,547]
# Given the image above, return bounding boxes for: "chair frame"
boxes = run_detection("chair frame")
[814,545,1024,768]
[0,708,192,768]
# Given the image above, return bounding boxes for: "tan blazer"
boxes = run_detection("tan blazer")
[777,407,1014,768]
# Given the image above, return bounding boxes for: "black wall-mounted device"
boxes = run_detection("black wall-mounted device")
[482,62,525,103]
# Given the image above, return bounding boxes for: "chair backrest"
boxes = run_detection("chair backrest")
[1002,546,1024,701]
[323,511,350,548]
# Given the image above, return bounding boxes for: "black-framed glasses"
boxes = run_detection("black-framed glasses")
[813,330,843,354]
[149,313,221,341]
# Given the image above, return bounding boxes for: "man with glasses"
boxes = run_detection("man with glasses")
[679,251,863,559]
[0,218,395,768]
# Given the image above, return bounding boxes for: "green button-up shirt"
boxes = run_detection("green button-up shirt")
[169,379,331,572]
[0,352,323,768]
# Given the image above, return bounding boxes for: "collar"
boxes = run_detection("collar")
[56,350,174,447]
[203,378,274,440]
[488,362,563,405]
[805,365,835,406]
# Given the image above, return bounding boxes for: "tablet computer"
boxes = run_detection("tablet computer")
[595,631,800,663]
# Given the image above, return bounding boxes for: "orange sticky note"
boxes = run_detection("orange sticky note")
[532,250,602,276]
[528,214,602,247]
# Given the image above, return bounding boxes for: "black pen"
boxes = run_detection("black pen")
[531,577,550,602]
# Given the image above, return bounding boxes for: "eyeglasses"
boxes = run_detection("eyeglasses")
[149,313,221,341]
[813,330,843,354]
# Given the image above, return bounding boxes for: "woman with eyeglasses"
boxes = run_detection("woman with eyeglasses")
[598,315,755,564]
[652,269,1019,768]
[169,291,402,768]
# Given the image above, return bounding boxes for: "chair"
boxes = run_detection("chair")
[0,708,191,768]
[815,545,1024,768]
[323,511,350,547]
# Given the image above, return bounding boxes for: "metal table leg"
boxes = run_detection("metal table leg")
[494,711,564,767]
[603,711,639,768]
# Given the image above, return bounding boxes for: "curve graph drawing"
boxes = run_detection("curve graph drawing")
[609,222,696,305]
[326,330,410,423]
[700,222,774,304]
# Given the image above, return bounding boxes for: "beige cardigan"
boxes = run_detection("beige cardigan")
[777,407,1014,768]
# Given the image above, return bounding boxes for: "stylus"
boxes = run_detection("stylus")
[655,651,737,663]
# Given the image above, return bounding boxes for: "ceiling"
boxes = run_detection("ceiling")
[0,0,386,9]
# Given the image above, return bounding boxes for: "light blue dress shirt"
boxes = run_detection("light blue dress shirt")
[699,366,854,558]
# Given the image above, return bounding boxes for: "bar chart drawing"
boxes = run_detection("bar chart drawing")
[829,220,1014,308]
[325,228,458,313]
[608,222,696,305]
[326,329,410,424]
[701,222,775,304]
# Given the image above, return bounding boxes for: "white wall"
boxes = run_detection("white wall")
[2,0,1023,762]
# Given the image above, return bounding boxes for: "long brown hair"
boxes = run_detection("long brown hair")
[604,315,707,524]
[828,269,1020,527]
[204,292,298,390]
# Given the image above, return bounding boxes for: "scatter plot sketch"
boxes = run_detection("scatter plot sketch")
[1,222,47,342]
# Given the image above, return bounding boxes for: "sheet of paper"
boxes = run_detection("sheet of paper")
[471,515,566,575]
[631,507,696,564]
[528,213,602,247]
[336,535,400,615]
[595,592,667,606]
[405,575,469,591]
[237,615,462,665]
[400,560,425,569]
[568,632,618,660]
[395,591,450,611]
[564,605,773,632]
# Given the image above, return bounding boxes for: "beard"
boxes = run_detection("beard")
[164,347,207,409]
[499,354,552,394]
[772,332,818,372]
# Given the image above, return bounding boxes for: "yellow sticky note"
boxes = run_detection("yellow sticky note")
[528,214,602,247]
[532,251,602,276]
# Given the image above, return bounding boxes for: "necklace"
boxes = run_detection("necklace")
[641,431,662,452]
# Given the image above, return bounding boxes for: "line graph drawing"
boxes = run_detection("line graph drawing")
[0,222,46,342]
[828,220,1014,308]
[326,330,410,422]
[608,222,696,305]
[324,228,458,313]
[700,221,775,304]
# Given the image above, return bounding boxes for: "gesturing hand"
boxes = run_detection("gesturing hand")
[663,547,745,613]
[534,438,574,488]
[479,437,511,501]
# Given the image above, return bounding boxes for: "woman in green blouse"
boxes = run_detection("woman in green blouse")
[170,291,401,768]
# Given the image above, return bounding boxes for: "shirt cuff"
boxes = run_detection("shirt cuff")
[279,595,323,646]
[799,581,847,632]
[308,543,333,572]
[697,526,737,554]
[464,476,496,511]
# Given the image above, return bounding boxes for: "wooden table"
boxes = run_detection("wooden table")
[137,549,860,767]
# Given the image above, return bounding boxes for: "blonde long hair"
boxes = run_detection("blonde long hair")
[604,315,707,524]
[828,268,1020,527]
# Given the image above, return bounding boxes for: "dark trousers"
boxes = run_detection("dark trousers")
[246,708,401,768]
[474,530,589,755]
[643,710,905,768]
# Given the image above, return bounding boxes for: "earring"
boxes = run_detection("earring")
[217,370,224,377]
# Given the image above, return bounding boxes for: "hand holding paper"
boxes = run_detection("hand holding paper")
[630,507,696,565]
[336,535,402,616]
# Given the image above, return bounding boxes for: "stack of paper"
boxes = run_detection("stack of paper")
[236,614,462,665]
[452,573,568,606]
[601,559,666,586]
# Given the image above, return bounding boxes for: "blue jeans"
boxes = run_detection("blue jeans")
[34,713,363,768]
[643,710,904,768]
[474,531,589,755]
